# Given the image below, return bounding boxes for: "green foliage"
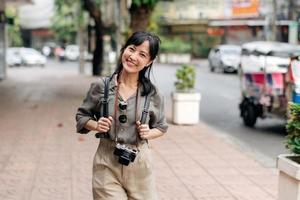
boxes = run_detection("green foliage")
[132,0,159,8]
[51,0,87,44]
[160,36,192,54]
[196,34,221,58]
[285,102,300,154]
[147,2,163,33]
[174,64,196,92]
[5,6,23,47]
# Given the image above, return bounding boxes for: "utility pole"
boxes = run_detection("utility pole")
[270,0,277,41]
[288,0,299,44]
[288,0,298,21]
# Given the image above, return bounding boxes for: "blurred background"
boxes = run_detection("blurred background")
[1,0,300,167]
[1,0,298,76]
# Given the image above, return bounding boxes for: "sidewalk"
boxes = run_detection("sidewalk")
[0,66,278,200]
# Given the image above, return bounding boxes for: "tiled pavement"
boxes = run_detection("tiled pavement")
[0,65,278,200]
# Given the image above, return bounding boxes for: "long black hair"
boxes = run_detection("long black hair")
[112,31,161,96]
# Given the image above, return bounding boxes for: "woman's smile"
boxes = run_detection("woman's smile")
[126,59,136,67]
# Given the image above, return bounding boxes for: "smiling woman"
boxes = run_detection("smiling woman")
[76,31,168,200]
[121,41,152,74]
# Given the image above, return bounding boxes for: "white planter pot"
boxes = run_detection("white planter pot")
[172,92,201,125]
[277,154,300,200]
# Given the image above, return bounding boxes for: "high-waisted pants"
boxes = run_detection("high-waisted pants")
[92,139,158,200]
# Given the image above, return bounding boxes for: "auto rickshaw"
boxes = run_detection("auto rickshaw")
[239,41,300,127]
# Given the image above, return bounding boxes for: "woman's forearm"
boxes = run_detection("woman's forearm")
[84,119,98,131]
[147,128,164,140]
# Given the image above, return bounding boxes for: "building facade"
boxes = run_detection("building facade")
[158,0,300,57]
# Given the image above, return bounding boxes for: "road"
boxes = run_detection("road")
[152,59,287,167]
[19,59,286,167]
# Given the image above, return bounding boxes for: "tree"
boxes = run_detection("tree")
[130,0,159,32]
[53,0,103,76]
[52,0,78,44]
[5,6,23,47]
[81,0,104,75]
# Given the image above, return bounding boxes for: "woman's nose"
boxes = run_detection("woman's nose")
[128,53,137,61]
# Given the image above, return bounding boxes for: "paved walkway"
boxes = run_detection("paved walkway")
[0,65,278,200]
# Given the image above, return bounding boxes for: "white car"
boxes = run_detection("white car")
[208,45,241,73]
[19,48,47,67]
[65,45,92,61]
[6,48,22,67]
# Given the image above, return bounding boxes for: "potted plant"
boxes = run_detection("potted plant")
[277,102,300,200]
[172,64,201,125]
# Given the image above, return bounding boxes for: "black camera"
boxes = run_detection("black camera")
[113,143,137,166]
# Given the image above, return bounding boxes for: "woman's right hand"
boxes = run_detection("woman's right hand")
[95,116,113,133]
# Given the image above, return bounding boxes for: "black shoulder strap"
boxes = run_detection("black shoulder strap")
[102,77,110,117]
[95,77,110,139]
[96,77,151,139]
[140,95,150,124]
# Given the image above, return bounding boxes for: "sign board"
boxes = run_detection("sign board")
[231,0,260,18]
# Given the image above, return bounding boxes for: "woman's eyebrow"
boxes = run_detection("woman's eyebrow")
[140,50,149,56]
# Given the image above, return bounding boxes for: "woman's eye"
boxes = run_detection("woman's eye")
[129,47,135,51]
[140,54,146,58]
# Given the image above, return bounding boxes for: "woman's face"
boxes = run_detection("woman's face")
[121,41,152,74]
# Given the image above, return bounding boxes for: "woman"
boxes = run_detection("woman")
[76,31,168,200]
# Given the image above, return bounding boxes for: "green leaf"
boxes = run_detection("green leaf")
[160,36,192,54]
[285,102,300,154]
[174,64,196,92]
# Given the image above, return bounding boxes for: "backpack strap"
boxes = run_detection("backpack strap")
[95,77,110,139]
[102,77,110,118]
[95,77,151,139]
[140,95,150,124]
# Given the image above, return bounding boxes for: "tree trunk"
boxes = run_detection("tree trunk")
[78,1,85,74]
[130,4,152,32]
[93,20,103,75]
[82,0,103,76]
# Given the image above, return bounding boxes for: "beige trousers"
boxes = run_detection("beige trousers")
[92,139,158,200]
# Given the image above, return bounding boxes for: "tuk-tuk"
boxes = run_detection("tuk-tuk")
[239,41,300,127]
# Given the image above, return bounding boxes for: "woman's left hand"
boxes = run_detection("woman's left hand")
[136,121,151,139]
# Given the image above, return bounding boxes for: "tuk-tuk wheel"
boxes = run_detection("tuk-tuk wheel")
[209,62,215,72]
[242,105,257,127]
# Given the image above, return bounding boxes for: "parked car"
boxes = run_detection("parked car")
[64,45,92,61]
[21,48,47,67]
[6,48,22,67]
[208,44,241,73]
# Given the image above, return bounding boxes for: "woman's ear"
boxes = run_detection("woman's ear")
[145,61,153,68]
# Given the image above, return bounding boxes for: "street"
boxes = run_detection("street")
[0,60,278,199]
[11,59,287,168]
[152,59,287,167]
